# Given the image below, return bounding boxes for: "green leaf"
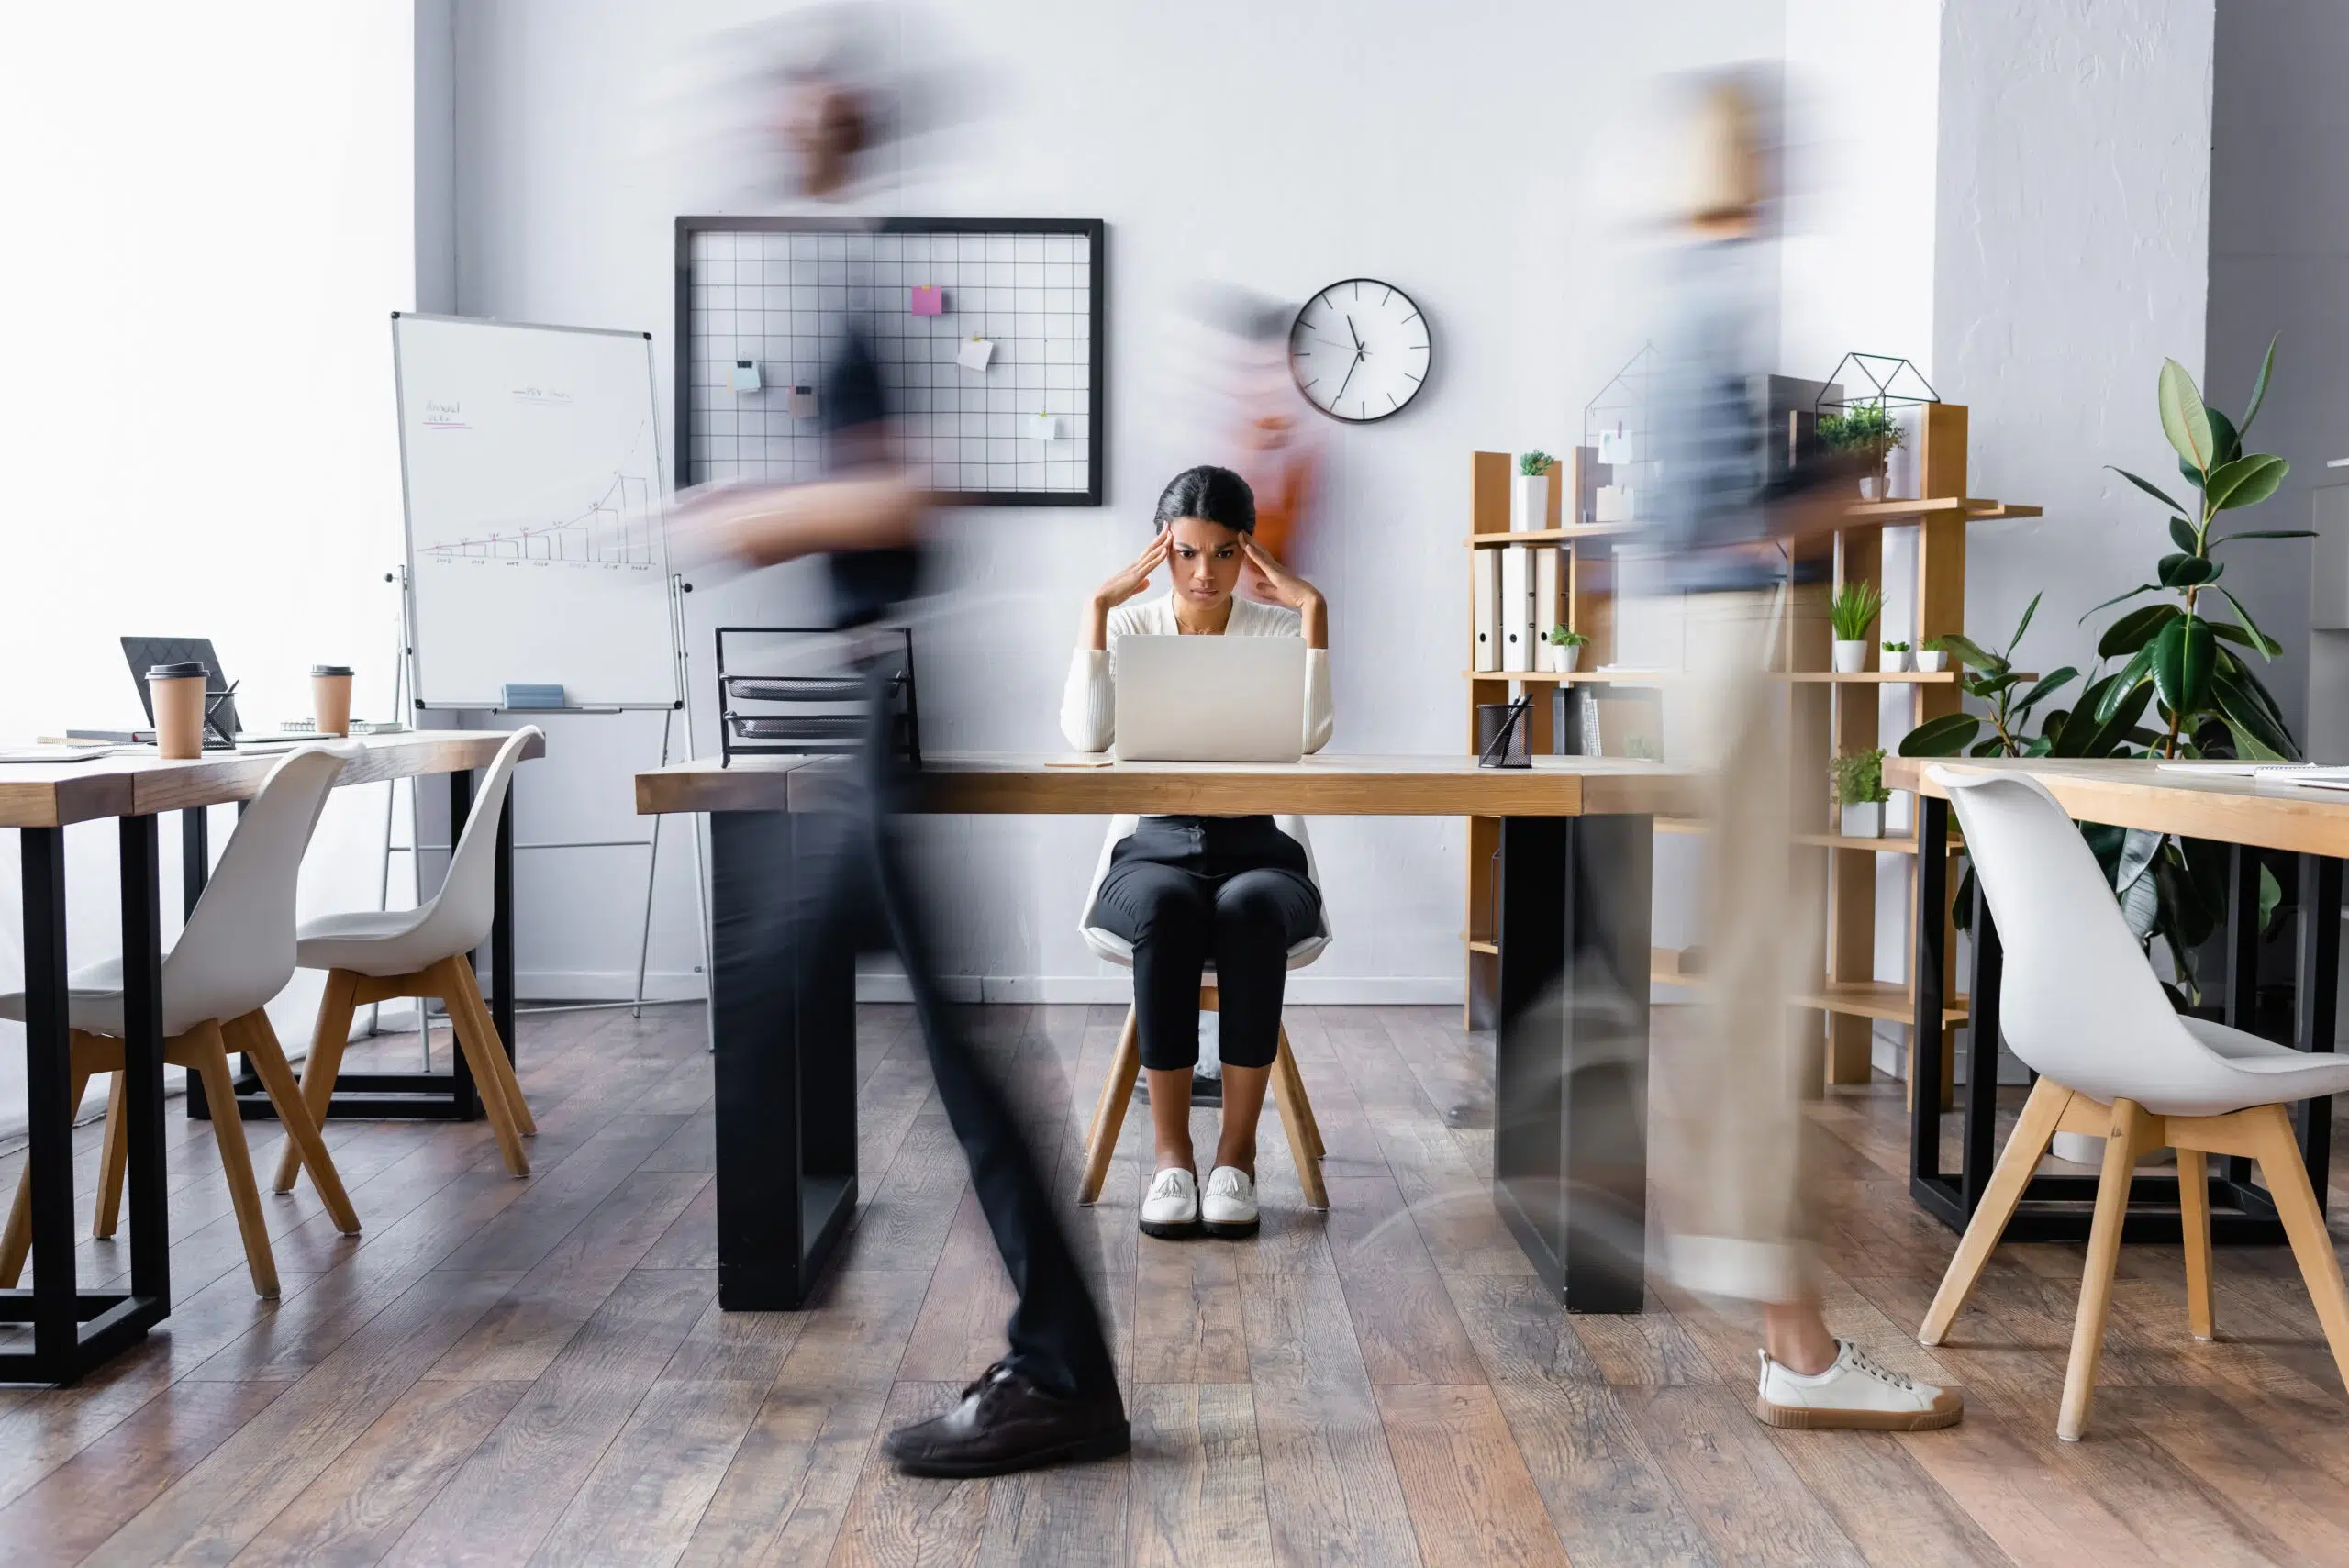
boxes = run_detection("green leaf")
[2213,586,2282,660]
[2152,612,2213,721]
[2209,666,2296,760]
[1932,634,2000,671]
[2008,591,2042,655]
[2012,666,2080,714]
[2157,552,2218,587]
[2110,465,2189,517]
[2159,358,2218,473]
[2169,515,2198,553]
[2240,332,2278,439]
[2205,406,2242,469]
[2259,862,2284,934]
[2098,603,2181,658]
[2082,583,2165,619]
[2095,646,2156,722]
[2205,453,2289,511]
[1897,711,1982,757]
[2208,528,2316,546]
[1968,736,2007,758]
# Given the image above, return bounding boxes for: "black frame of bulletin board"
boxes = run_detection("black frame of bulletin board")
[674,216,1107,507]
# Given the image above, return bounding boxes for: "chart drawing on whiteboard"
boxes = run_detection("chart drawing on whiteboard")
[394,314,681,709]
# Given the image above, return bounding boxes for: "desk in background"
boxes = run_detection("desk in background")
[0,729,542,1384]
[638,751,1698,1316]
[1891,755,2347,1246]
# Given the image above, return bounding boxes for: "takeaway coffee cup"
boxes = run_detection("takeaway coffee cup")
[311,665,354,737]
[149,662,209,760]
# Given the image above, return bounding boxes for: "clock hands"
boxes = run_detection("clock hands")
[1331,352,1361,410]
[1346,315,1364,355]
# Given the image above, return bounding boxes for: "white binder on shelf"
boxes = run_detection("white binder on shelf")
[1473,548,1501,671]
[1533,547,1561,651]
[1500,545,1534,673]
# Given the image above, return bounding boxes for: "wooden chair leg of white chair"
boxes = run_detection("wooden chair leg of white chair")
[189,1025,279,1298]
[1078,1013,1142,1206]
[433,961,529,1177]
[274,969,359,1194]
[2250,1103,2349,1394]
[2176,1146,2215,1341]
[2057,1096,2144,1442]
[0,1065,93,1287]
[1275,1035,1324,1162]
[1084,1007,1140,1160]
[92,1067,128,1240]
[230,1012,361,1235]
[1920,1076,2071,1346]
[1269,1028,1327,1211]
[445,959,535,1138]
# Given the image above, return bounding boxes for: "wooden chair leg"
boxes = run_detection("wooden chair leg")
[2176,1146,2215,1341]
[93,1069,128,1240]
[444,958,535,1138]
[1275,1035,1324,1162]
[229,1012,360,1235]
[1078,1009,1142,1206]
[0,1065,93,1287]
[2249,1103,2349,1394]
[188,1024,279,1298]
[1920,1076,2070,1344]
[2058,1096,2145,1441]
[273,969,358,1194]
[1083,1006,1141,1159]
[1269,1025,1328,1211]
[431,960,529,1177]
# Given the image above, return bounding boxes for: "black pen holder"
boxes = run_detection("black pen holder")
[1476,700,1532,768]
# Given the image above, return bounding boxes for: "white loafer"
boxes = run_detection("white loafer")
[1141,1167,1199,1239]
[1200,1165,1259,1239]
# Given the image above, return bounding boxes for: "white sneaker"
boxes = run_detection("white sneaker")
[1754,1340,1963,1431]
[1200,1166,1259,1239]
[1140,1167,1199,1239]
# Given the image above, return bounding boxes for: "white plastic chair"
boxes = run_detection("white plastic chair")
[275,727,541,1185]
[1918,766,2349,1440]
[1074,814,1331,1209]
[0,743,365,1298]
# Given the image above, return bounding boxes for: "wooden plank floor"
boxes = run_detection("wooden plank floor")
[3,1001,2348,1565]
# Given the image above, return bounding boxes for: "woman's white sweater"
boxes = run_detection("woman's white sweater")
[1060,594,1333,756]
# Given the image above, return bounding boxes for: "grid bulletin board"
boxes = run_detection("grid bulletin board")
[675,217,1105,506]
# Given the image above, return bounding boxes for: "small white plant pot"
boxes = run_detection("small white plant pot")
[1857,474,1886,503]
[1884,649,1912,672]
[1831,640,1868,673]
[1545,643,1580,674]
[1839,801,1883,839]
[1513,473,1552,532]
[1915,650,1947,673]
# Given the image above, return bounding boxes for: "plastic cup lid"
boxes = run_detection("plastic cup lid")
[148,662,208,680]
[311,664,354,677]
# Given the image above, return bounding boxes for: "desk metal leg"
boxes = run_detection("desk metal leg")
[1908,798,1950,1195]
[2295,854,2342,1195]
[1492,813,1651,1314]
[183,807,215,1119]
[708,809,858,1310]
[0,824,167,1384]
[119,817,171,1314]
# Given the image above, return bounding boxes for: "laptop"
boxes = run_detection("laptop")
[1113,635,1308,762]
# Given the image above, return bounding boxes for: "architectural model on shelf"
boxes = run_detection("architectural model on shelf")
[1459,404,2036,1104]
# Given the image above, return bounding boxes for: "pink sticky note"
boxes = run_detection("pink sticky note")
[909,285,944,316]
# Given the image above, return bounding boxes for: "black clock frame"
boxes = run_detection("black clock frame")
[1288,277,1431,425]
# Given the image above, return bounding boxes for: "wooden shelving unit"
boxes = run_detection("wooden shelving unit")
[1462,405,2033,1100]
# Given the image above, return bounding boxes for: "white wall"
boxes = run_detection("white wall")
[2209,3,2349,762]
[447,0,1789,1003]
[0,5,417,1129]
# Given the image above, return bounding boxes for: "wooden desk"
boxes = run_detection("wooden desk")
[2,730,542,1385]
[1887,756,2345,1247]
[639,751,1693,1314]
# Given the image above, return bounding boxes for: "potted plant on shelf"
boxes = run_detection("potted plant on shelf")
[1817,404,1905,500]
[1832,748,1888,838]
[1514,450,1556,531]
[1883,639,1912,672]
[1915,636,1950,673]
[1544,625,1587,673]
[1830,581,1882,672]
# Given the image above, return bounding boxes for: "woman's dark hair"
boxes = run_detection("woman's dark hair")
[1152,464,1256,534]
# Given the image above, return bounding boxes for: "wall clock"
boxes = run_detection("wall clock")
[1288,278,1431,423]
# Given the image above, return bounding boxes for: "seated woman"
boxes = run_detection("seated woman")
[1061,465,1332,1239]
